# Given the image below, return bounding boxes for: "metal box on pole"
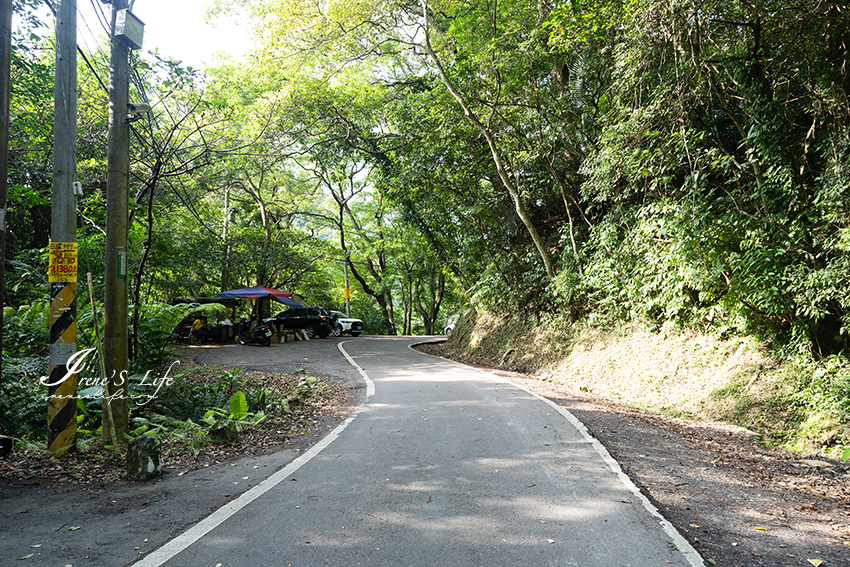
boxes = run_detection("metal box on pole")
[114,9,144,50]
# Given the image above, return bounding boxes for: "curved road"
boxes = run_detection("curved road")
[137,336,704,567]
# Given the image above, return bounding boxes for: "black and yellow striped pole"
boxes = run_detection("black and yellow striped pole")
[47,243,78,455]
[48,0,78,455]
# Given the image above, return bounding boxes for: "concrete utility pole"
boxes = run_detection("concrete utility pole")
[0,0,12,380]
[103,0,131,442]
[47,0,79,455]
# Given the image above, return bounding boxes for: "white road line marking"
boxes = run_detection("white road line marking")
[338,340,375,397]
[410,340,706,567]
[132,345,374,567]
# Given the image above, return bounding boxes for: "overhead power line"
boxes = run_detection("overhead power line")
[42,0,109,94]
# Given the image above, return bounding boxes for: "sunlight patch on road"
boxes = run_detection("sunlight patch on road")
[373,367,488,383]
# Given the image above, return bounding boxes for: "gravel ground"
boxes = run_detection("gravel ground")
[415,342,850,567]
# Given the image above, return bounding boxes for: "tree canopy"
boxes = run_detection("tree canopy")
[3,0,849,367]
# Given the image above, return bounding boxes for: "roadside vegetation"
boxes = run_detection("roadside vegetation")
[0,349,348,483]
[1,0,848,464]
[0,289,346,482]
[444,310,850,461]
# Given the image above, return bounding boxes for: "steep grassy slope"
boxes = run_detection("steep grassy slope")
[443,310,850,459]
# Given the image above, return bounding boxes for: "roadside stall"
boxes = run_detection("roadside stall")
[170,297,238,342]
[219,286,303,344]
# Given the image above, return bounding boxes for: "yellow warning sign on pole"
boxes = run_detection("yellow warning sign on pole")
[48,242,78,283]
[344,288,351,299]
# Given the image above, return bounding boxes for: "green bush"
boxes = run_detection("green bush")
[132,302,227,370]
[0,364,48,438]
[790,357,850,417]
[1,303,52,438]
[3,302,49,357]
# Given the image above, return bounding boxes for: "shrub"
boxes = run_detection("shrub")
[0,362,48,438]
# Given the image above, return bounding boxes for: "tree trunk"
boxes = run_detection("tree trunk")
[420,0,556,280]
[129,157,164,362]
[545,157,584,276]
[346,256,396,334]
[414,270,444,335]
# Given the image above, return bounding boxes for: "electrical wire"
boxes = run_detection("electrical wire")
[77,0,109,46]
[78,0,111,94]
[88,0,111,36]
[41,0,110,94]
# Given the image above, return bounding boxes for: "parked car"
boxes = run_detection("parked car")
[444,317,458,335]
[330,310,365,337]
[264,307,338,339]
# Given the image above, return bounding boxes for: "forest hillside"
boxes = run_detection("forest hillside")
[0,0,848,459]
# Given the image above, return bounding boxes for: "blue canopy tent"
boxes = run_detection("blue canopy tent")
[219,287,303,329]
[219,286,303,307]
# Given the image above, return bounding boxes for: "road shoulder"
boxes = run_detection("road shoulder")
[414,341,850,567]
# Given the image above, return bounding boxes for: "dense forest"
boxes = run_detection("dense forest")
[1,0,848,455]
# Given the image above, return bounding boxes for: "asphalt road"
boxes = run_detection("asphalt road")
[134,336,704,567]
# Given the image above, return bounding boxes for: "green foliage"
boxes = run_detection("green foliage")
[76,386,103,424]
[132,302,227,370]
[147,367,287,425]
[3,301,49,357]
[546,0,642,47]
[789,357,850,418]
[202,391,266,426]
[540,0,850,358]
[292,376,317,400]
[228,390,248,420]
[1,301,53,438]
[150,380,230,423]
[0,370,47,438]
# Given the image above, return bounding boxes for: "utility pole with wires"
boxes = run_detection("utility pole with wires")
[47,0,79,456]
[0,0,12,381]
[344,251,351,317]
[103,0,143,444]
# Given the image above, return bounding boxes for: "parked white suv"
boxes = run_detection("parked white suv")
[444,317,458,335]
[330,311,365,337]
